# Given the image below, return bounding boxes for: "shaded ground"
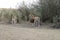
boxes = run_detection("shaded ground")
[0,22,60,40]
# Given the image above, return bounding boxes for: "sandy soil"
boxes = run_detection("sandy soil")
[0,24,60,40]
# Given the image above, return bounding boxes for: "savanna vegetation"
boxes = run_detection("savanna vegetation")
[0,0,60,24]
[18,0,60,23]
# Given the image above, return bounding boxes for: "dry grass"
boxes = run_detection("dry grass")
[0,24,60,40]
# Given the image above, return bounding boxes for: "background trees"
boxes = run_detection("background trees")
[32,0,60,23]
[17,0,60,23]
[18,1,30,21]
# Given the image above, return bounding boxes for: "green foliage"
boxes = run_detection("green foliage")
[17,0,60,23]
[18,1,30,21]
[32,0,60,22]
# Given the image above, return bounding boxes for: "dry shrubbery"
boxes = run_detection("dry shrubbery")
[0,8,22,24]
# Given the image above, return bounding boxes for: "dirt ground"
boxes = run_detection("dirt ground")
[0,22,60,40]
